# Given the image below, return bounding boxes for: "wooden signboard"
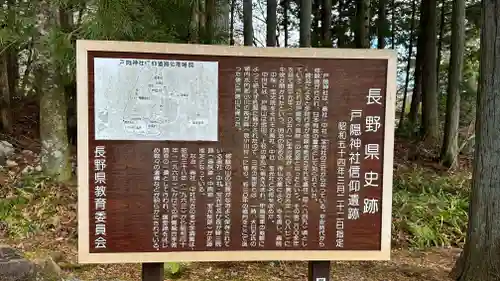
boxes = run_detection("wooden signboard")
[76,40,397,264]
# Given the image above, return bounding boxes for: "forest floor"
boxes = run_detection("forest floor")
[0,233,462,281]
[0,101,470,280]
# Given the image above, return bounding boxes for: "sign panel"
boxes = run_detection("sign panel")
[76,40,397,264]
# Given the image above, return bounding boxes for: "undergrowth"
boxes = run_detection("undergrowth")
[392,166,470,248]
[0,164,470,250]
[0,171,77,239]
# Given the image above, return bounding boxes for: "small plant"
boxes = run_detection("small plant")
[164,262,185,279]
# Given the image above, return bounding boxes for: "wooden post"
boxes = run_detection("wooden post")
[141,263,164,281]
[308,261,331,281]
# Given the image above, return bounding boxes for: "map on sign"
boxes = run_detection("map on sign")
[93,57,219,141]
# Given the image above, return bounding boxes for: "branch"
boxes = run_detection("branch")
[20,37,35,93]
[448,119,476,170]
[0,40,18,56]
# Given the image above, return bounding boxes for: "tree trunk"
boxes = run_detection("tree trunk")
[229,0,236,45]
[267,0,278,46]
[6,0,18,99]
[20,39,34,95]
[451,0,500,278]
[300,0,313,47]
[356,0,371,48]
[215,0,231,43]
[0,0,16,133]
[436,0,446,89]
[440,0,465,168]
[0,54,13,133]
[198,0,206,41]
[312,0,321,47]
[391,0,395,48]
[6,51,17,101]
[205,0,216,43]
[189,0,201,43]
[336,0,347,47]
[321,0,333,47]
[36,67,72,182]
[408,0,425,128]
[399,0,417,129]
[378,0,387,48]
[283,0,289,47]
[243,0,253,46]
[420,0,439,143]
[36,0,72,182]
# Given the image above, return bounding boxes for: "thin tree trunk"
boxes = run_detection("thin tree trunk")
[267,0,278,46]
[356,0,371,48]
[312,0,321,47]
[420,0,439,142]
[20,39,34,94]
[398,0,417,129]
[378,0,387,48]
[7,51,17,100]
[283,0,289,47]
[300,0,313,47]
[230,0,236,45]
[276,26,281,47]
[337,0,346,47]
[391,0,395,48]
[243,0,253,46]
[0,54,12,133]
[6,0,17,99]
[436,0,446,89]
[408,0,425,127]
[440,0,465,168]
[451,0,500,278]
[321,0,333,47]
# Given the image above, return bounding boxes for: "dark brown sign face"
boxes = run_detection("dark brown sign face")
[77,40,396,263]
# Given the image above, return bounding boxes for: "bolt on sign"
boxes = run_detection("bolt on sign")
[76,40,397,264]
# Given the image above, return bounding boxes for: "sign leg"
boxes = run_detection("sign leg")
[141,263,164,281]
[308,261,331,281]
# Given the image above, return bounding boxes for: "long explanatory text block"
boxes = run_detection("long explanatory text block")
[76,40,397,264]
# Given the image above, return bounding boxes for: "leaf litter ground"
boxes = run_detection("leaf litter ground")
[1,233,460,281]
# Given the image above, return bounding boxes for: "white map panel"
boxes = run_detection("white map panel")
[93,57,219,141]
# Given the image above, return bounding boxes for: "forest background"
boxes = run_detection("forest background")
[0,0,498,280]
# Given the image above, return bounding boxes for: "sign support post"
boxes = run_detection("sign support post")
[308,261,331,281]
[141,263,164,281]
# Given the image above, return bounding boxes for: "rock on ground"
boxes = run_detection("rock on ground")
[0,245,65,281]
[0,141,15,166]
[0,245,35,281]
